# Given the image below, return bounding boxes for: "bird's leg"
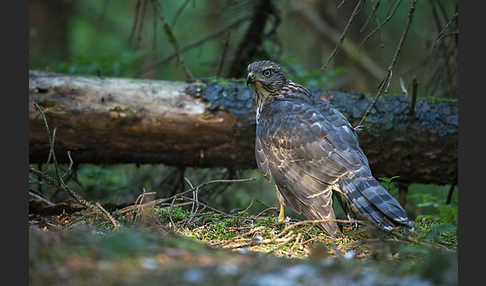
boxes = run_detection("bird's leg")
[276,185,286,222]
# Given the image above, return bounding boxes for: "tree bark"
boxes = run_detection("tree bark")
[29,70,457,185]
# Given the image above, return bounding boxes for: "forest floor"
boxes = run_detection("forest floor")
[29,193,457,286]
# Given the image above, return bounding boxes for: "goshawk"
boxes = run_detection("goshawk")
[246,60,413,237]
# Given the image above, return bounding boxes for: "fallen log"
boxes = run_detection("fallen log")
[29,70,457,185]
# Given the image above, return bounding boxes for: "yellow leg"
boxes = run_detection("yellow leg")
[278,203,285,222]
[276,185,286,222]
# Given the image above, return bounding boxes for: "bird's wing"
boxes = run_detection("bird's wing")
[255,136,272,181]
[259,98,409,230]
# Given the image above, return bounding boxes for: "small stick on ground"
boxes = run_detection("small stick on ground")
[96,202,120,230]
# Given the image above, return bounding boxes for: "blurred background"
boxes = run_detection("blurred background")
[28,0,458,222]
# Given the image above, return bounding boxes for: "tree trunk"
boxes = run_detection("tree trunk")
[29,70,457,185]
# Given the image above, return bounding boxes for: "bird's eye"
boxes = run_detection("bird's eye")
[263,69,272,77]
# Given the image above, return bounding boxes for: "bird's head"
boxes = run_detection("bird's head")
[246,60,287,100]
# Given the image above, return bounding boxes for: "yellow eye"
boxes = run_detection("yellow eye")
[263,69,272,77]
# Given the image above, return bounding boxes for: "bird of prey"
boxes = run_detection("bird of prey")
[246,60,413,237]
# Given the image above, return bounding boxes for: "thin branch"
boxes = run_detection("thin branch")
[359,0,402,47]
[129,0,143,44]
[337,0,347,9]
[356,0,417,128]
[432,12,458,49]
[30,105,120,229]
[151,0,194,81]
[136,0,148,49]
[322,0,364,70]
[181,195,239,219]
[360,0,381,32]
[292,1,385,80]
[96,202,120,230]
[446,184,456,205]
[216,32,231,77]
[172,0,192,26]
[28,191,55,207]
[137,16,249,77]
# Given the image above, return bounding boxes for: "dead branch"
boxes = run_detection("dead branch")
[137,16,249,77]
[96,202,120,230]
[29,104,121,229]
[227,0,278,78]
[323,0,364,70]
[292,1,385,81]
[360,0,381,32]
[359,0,402,47]
[356,0,417,128]
[129,0,143,44]
[150,0,194,81]
[172,0,192,26]
[29,71,458,185]
[216,32,231,77]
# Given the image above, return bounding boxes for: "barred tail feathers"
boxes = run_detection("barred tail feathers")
[339,176,411,230]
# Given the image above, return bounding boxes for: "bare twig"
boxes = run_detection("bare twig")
[337,0,347,9]
[137,16,249,77]
[446,184,456,205]
[129,0,143,43]
[292,1,385,81]
[359,0,402,47]
[252,207,278,219]
[168,196,177,229]
[432,12,458,50]
[355,0,417,128]
[151,0,194,81]
[136,0,148,49]
[33,103,54,166]
[61,151,74,180]
[360,0,381,32]
[28,191,55,206]
[172,0,192,26]
[216,32,231,77]
[323,0,364,70]
[96,202,120,230]
[30,104,121,229]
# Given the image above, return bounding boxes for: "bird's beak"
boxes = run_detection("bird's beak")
[246,72,255,86]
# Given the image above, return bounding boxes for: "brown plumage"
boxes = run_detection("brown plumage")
[246,60,413,237]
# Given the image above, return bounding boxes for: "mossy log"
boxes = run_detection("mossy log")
[29,70,457,185]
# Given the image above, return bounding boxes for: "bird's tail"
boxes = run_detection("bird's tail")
[338,176,413,231]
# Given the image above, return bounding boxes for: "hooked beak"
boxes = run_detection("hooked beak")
[246,72,255,86]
